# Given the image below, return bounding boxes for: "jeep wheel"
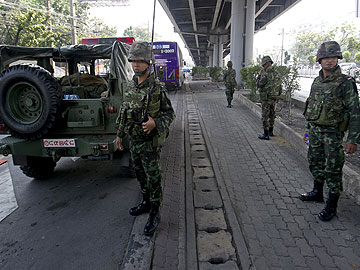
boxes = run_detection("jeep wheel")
[0,65,62,140]
[20,156,56,179]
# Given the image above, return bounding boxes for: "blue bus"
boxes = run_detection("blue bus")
[152,41,184,89]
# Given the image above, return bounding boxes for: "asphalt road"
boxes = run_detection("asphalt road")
[0,156,139,270]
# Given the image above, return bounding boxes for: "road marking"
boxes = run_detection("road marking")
[0,161,18,222]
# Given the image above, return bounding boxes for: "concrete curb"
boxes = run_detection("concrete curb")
[236,91,360,205]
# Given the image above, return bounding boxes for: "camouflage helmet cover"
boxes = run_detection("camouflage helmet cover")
[227,61,233,67]
[316,41,343,62]
[261,56,273,66]
[128,41,155,64]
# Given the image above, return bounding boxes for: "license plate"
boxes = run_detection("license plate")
[43,139,76,148]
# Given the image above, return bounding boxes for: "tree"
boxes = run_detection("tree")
[0,0,116,46]
[343,51,351,63]
[123,25,161,42]
[292,22,360,64]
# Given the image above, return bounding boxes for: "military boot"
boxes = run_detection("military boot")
[226,102,231,108]
[144,203,161,236]
[258,129,270,140]
[299,181,324,202]
[269,127,274,136]
[129,194,151,216]
[318,192,340,222]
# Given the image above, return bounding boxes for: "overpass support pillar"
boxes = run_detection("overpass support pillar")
[210,34,228,67]
[230,0,255,83]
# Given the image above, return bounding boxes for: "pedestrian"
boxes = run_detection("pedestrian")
[115,41,175,235]
[223,60,237,108]
[299,41,360,221]
[256,56,282,140]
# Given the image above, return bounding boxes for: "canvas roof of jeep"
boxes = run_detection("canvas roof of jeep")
[0,41,133,81]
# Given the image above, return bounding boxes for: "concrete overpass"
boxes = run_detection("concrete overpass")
[158,0,301,80]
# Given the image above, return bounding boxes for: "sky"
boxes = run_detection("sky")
[89,0,360,66]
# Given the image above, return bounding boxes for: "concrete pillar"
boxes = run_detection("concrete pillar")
[218,43,224,68]
[230,0,245,83]
[212,40,219,67]
[208,53,213,67]
[245,0,255,65]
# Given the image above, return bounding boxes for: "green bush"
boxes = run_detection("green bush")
[240,64,261,101]
[191,66,209,77]
[209,66,225,82]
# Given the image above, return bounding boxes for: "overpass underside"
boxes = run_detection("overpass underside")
[158,0,301,81]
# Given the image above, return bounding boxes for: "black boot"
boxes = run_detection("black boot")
[258,129,270,140]
[226,103,231,108]
[129,194,151,216]
[299,181,324,202]
[318,192,340,222]
[144,203,161,236]
[269,127,274,137]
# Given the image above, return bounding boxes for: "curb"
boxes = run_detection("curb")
[236,91,360,205]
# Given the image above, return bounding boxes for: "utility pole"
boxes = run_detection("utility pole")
[45,0,53,47]
[280,28,284,65]
[70,0,77,44]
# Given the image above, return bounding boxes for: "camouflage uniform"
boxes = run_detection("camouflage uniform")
[304,66,360,195]
[300,41,360,222]
[116,75,175,204]
[223,61,237,107]
[256,56,281,138]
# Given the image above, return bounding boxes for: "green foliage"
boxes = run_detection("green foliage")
[355,52,360,63]
[343,51,351,63]
[191,66,209,77]
[208,66,224,82]
[240,64,261,101]
[0,0,117,46]
[293,22,360,65]
[123,26,161,42]
[284,51,291,64]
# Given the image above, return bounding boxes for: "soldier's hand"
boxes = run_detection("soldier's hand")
[115,136,124,151]
[344,142,357,154]
[142,115,156,134]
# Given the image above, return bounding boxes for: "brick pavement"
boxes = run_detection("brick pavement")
[150,80,360,270]
[189,81,360,270]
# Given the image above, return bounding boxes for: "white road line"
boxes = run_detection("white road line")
[0,162,18,222]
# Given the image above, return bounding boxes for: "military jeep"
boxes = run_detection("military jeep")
[0,41,133,179]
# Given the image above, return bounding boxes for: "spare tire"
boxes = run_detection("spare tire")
[0,64,62,140]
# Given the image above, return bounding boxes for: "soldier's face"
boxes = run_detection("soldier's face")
[131,60,149,73]
[320,57,338,70]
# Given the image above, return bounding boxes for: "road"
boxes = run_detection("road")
[0,156,139,270]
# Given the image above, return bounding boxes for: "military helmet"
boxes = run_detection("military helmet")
[261,56,273,66]
[227,61,233,67]
[316,41,343,63]
[128,41,155,64]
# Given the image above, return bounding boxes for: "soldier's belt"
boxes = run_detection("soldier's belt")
[129,135,153,142]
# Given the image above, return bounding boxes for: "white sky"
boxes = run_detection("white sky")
[90,0,360,66]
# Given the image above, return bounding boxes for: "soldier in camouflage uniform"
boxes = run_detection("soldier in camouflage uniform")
[115,41,175,235]
[256,56,282,140]
[223,61,237,108]
[299,41,360,222]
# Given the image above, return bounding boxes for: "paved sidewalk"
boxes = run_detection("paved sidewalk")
[149,80,360,270]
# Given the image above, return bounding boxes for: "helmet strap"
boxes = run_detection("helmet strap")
[135,65,150,76]
[323,64,338,72]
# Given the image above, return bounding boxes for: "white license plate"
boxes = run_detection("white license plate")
[43,139,76,148]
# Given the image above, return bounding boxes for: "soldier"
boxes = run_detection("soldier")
[223,61,237,108]
[256,56,282,140]
[115,41,175,235]
[299,41,360,221]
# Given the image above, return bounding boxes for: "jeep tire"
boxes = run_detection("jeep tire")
[20,156,56,179]
[0,64,62,140]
